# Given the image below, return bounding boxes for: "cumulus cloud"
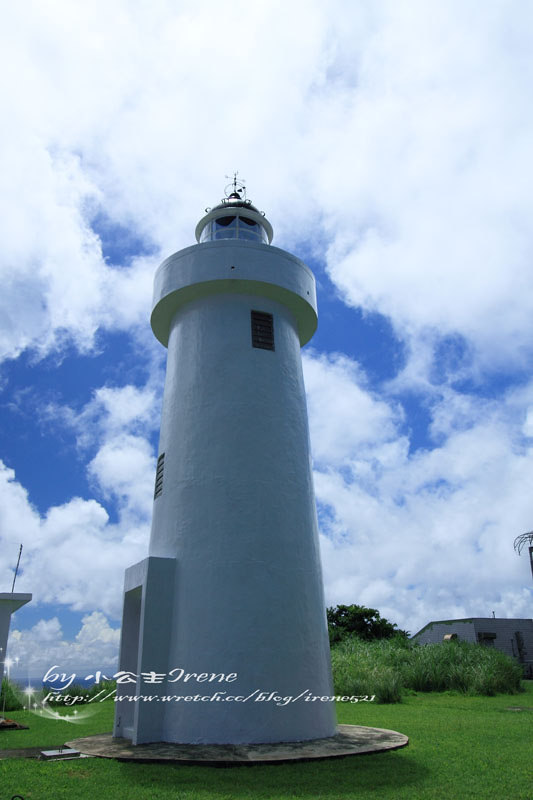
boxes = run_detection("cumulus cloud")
[88,434,156,518]
[0,382,161,617]
[58,383,160,449]
[0,460,148,618]
[303,352,403,465]
[319,3,533,377]
[1,0,531,379]
[8,612,120,680]
[305,354,533,632]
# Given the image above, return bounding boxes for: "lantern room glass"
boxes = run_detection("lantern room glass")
[200,215,268,244]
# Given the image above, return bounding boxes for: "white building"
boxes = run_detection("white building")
[114,184,336,745]
[0,593,31,685]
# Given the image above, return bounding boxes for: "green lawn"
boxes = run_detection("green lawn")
[1,684,532,800]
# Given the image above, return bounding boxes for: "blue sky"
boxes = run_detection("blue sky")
[2,0,533,681]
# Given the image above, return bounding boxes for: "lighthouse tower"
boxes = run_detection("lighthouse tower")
[114,180,336,745]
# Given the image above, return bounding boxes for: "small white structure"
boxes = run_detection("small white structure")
[114,183,335,745]
[0,593,31,683]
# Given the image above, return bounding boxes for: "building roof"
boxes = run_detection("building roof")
[411,617,533,639]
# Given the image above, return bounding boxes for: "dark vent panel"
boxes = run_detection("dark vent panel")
[251,311,274,351]
[154,453,165,499]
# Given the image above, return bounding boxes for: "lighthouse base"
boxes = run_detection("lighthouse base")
[114,554,337,745]
[68,724,409,764]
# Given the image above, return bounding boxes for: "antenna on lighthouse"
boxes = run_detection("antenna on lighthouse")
[224,171,247,202]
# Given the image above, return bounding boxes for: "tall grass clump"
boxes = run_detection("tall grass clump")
[0,677,24,712]
[331,636,406,703]
[403,641,523,695]
[331,636,523,703]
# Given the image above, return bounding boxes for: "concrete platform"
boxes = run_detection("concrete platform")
[67,724,408,765]
[41,748,81,760]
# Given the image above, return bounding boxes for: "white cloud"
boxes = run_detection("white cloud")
[522,407,533,439]
[66,383,160,518]
[315,2,533,377]
[88,434,156,518]
[8,612,120,680]
[61,383,160,448]
[1,0,531,379]
[303,352,403,466]
[0,383,160,617]
[1,0,329,358]
[0,467,146,618]
[305,353,533,632]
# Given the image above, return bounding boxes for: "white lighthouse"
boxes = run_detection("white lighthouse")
[114,180,336,745]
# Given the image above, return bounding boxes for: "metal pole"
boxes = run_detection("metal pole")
[11,544,22,593]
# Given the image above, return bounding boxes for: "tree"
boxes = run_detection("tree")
[327,604,408,644]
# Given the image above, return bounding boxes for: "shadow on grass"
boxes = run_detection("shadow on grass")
[116,749,429,797]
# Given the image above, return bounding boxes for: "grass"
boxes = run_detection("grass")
[331,636,524,701]
[0,698,116,748]
[0,684,532,799]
